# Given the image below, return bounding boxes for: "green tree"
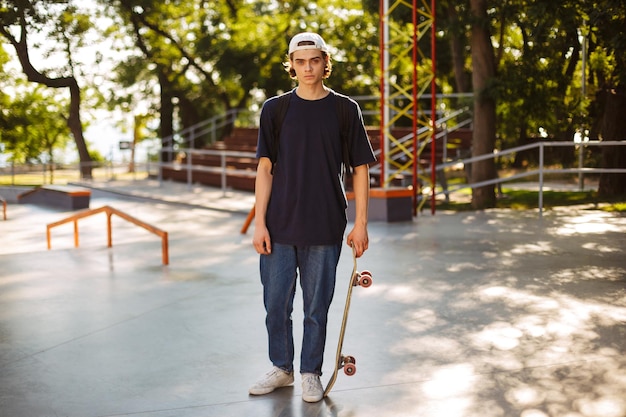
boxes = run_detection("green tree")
[438,0,625,205]
[495,1,583,158]
[96,0,379,162]
[0,85,71,181]
[0,45,12,135]
[469,0,497,209]
[585,0,626,196]
[488,0,626,196]
[4,1,618,200]
[0,0,94,178]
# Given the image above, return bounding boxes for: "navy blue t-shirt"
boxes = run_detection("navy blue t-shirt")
[256,90,376,246]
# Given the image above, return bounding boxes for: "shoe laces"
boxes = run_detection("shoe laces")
[265,366,288,381]
[303,374,321,391]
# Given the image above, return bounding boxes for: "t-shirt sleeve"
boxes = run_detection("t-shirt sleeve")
[346,98,377,167]
[256,98,276,159]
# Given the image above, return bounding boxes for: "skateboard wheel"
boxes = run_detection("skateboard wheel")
[361,270,372,277]
[358,275,372,287]
[344,363,356,376]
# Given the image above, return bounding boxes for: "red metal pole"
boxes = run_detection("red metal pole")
[412,0,419,215]
[379,0,386,187]
[430,0,437,214]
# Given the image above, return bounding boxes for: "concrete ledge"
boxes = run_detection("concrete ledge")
[18,184,91,210]
[0,186,34,204]
[347,187,413,222]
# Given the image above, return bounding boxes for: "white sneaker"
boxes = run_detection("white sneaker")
[302,373,324,403]
[249,366,294,395]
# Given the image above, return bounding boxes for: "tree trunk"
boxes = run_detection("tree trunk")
[448,3,469,93]
[67,79,92,179]
[158,71,175,164]
[470,0,497,209]
[598,86,626,196]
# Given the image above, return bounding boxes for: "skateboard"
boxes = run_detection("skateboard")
[323,244,373,397]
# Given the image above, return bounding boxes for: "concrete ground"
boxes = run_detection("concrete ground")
[1,179,625,417]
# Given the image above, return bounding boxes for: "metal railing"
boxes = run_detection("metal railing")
[46,205,169,265]
[369,106,473,176]
[160,108,244,157]
[4,141,623,220]
[154,139,625,219]
[433,140,626,217]
[157,147,257,195]
[0,160,152,184]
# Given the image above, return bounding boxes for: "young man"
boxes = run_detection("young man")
[249,32,376,403]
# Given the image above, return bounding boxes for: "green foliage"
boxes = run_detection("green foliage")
[0,84,71,164]
[435,0,626,174]
[2,0,625,181]
[0,46,11,132]
[602,202,626,213]
[88,148,105,163]
[488,2,583,152]
[92,0,380,146]
[586,0,626,87]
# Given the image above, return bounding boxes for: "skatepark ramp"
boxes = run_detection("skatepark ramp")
[18,184,91,210]
[46,205,169,265]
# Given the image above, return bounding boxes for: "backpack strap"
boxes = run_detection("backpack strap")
[332,91,353,176]
[270,90,292,175]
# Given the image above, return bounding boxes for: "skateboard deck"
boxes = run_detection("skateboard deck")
[323,244,372,397]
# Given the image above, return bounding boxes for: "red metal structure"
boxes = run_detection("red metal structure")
[379,0,436,215]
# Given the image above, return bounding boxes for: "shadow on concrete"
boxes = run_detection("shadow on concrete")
[0,184,625,417]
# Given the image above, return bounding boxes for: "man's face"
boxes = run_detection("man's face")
[290,49,326,85]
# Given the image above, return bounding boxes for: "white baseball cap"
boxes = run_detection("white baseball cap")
[288,32,329,55]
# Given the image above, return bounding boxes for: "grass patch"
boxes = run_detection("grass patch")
[601,202,626,213]
[0,170,149,187]
[430,188,626,212]
[497,189,597,209]
[0,173,76,187]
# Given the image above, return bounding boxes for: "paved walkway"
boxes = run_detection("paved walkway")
[1,179,625,417]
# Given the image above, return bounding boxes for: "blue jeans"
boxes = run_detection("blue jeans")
[260,243,341,375]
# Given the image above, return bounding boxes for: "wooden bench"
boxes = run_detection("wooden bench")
[18,184,91,210]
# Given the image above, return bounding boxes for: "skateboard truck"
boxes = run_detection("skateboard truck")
[323,244,373,397]
[340,355,356,376]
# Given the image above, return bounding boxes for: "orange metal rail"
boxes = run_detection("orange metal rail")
[240,205,255,234]
[46,205,169,265]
